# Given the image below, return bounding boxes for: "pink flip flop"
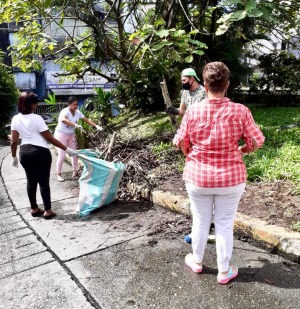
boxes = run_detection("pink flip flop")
[185,254,203,273]
[217,266,238,284]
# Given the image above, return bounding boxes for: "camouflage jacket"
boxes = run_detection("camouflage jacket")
[181,85,206,110]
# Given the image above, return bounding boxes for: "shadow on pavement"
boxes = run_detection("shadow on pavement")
[0,141,11,147]
[50,201,153,222]
[203,261,300,289]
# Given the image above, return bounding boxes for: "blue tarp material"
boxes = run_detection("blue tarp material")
[76,149,126,217]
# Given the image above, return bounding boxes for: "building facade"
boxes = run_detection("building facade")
[0,5,119,116]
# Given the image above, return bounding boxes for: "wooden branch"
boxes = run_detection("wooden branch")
[105,132,117,162]
[160,76,178,133]
[103,0,119,23]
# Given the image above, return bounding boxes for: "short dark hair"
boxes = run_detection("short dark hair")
[67,96,78,104]
[18,91,39,114]
[202,62,230,93]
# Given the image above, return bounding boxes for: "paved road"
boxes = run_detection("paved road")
[0,143,300,309]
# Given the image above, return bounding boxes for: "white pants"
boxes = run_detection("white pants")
[185,182,246,272]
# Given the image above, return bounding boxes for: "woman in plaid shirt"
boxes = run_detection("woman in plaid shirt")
[174,62,265,284]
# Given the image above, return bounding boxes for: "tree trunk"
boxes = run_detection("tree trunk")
[160,76,178,133]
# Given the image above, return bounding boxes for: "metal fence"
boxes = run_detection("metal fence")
[34,102,67,116]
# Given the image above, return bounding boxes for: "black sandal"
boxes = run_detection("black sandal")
[31,209,45,217]
[43,212,57,220]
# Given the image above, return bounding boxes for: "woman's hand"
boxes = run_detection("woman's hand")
[239,138,259,155]
[12,157,18,167]
[181,147,190,156]
[66,147,77,157]
[75,124,83,131]
[179,140,190,156]
[10,130,19,158]
[172,136,177,146]
[41,130,74,152]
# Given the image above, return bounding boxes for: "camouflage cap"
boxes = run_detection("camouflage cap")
[181,68,200,82]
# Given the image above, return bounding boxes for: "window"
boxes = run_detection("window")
[45,17,89,43]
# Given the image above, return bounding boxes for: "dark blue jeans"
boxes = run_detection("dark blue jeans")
[20,144,52,211]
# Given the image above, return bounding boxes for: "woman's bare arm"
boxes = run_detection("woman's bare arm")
[240,138,259,154]
[82,117,96,127]
[10,130,19,157]
[179,140,190,156]
[61,114,76,127]
[40,130,67,150]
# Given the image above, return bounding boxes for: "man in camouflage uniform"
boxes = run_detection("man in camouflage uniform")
[169,69,207,245]
[167,68,206,116]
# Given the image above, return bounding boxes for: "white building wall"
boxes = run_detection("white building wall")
[15,72,36,89]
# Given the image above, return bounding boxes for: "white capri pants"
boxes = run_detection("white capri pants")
[185,182,246,272]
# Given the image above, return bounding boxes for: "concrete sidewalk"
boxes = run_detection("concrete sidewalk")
[0,143,93,309]
[1,143,300,309]
[145,189,300,263]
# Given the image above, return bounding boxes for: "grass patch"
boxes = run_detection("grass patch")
[113,106,300,192]
[290,221,300,232]
[111,110,175,139]
[244,107,300,191]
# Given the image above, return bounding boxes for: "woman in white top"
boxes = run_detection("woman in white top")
[10,92,77,219]
[54,96,102,182]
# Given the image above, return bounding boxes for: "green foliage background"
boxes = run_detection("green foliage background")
[0,52,19,137]
[1,0,298,113]
[249,52,300,106]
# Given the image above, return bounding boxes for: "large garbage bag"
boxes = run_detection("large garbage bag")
[76,149,126,217]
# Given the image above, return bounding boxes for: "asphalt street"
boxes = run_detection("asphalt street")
[0,143,300,309]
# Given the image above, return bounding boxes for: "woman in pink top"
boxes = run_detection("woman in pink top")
[174,62,265,284]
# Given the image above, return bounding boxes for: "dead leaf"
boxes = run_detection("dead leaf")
[264,279,276,285]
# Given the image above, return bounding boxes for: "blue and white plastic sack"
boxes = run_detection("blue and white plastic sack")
[76,149,126,217]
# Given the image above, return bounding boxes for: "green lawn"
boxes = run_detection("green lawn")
[113,106,300,192]
[244,107,300,191]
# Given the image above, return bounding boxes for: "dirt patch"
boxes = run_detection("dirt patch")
[156,173,188,198]
[156,175,300,232]
[71,141,300,234]
[239,181,300,232]
[70,166,300,233]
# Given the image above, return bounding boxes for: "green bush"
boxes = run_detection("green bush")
[85,87,114,126]
[115,64,181,113]
[249,52,300,106]
[0,52,19,138]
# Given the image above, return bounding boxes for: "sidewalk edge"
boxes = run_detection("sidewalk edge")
[127,184,300,263]
[60,148,300,264]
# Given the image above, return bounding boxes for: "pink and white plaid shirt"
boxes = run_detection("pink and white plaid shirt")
[174,97,265,188]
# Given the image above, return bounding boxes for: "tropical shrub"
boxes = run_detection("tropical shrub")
[0,52,19,138]
[249,52,300,106]
[85,87,115,126]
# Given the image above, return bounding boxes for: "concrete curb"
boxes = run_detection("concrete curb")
[60,149,300,264]
[127,184,300,263]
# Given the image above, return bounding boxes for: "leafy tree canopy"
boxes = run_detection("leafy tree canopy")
[0,1,299,111]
